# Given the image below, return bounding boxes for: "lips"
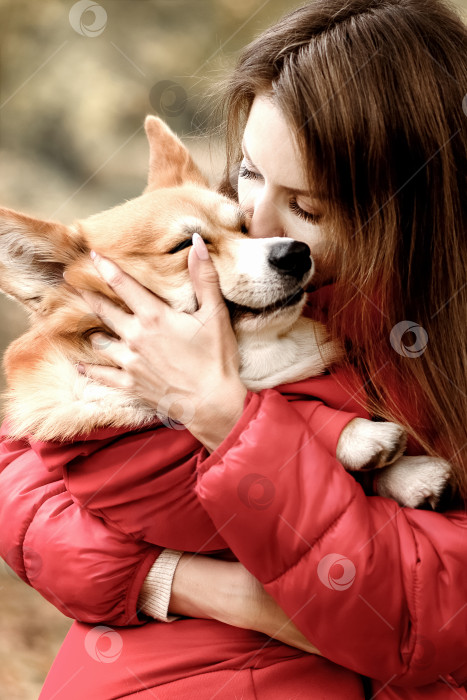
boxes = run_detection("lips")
[225,287,305,321]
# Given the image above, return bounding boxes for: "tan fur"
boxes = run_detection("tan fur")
[0,116,449,508]
[1,117,333,441]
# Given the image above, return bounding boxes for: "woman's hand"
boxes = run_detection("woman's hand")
[170,554,321,656]
[71,234,247,451]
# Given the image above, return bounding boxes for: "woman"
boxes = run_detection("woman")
[1,0,466,697]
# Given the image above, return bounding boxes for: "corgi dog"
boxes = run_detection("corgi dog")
[0,116,449,507]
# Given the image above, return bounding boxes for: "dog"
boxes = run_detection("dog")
[0,116,450,508]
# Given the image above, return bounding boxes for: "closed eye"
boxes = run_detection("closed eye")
[289,200,322,225]
[239,162,263,181]
[169,239,193,254]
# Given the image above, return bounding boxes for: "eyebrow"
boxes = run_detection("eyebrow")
[241,139,325,200]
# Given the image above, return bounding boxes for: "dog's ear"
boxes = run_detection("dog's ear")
[0,207,87,312]
[144,115,208,192]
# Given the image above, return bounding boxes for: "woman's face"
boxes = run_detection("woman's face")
[237,94,331,281]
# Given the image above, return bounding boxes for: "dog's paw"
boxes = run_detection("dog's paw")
[375,455,451,509]
[336,418,407,471]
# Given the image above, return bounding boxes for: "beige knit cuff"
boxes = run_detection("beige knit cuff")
[138,549,184,622]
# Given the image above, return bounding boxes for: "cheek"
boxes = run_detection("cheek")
[285,217,328,258]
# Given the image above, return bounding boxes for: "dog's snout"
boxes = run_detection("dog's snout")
[268,241,312,279]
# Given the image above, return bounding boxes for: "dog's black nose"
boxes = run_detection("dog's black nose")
[268,241,312,279]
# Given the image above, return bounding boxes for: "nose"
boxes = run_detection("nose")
[244,189,285,239]
[268,241,312,280]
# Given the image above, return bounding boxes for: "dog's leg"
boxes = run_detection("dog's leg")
[374,455,451,508]
[336,417,407,471]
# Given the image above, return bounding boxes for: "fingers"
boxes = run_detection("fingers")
[89,333,129,366]
[88,246,226,328]
[77,360,129,390]
[188,233,228,318]
[78,289,131,337]
[79,333,136,389]
[89,333,144,371]
[90,251,167,320]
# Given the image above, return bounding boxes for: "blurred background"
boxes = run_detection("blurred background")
[0,0,466,698]
[0,0,308,697]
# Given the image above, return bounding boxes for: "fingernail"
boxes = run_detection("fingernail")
[192,233,210,261]
[92,255,117,283]
[90,250,99,262]
[76,363,85,375]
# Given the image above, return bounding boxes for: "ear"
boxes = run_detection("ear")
[143,115,208,192]
[0,207,87,312]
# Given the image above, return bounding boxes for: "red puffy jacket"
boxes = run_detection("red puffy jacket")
[0,285,466,698]
[1,375,466,699]
[0,369,359,612]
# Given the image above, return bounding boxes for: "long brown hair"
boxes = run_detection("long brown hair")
[219,0,467,500]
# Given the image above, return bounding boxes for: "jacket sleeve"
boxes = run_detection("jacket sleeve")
[194,389,467,688]
[0,425,160,626]
[58,427,229,553]
[56,374,361,552]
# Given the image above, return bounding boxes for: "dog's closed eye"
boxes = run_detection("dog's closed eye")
[168,237,211,254]
[169,239,193,254]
